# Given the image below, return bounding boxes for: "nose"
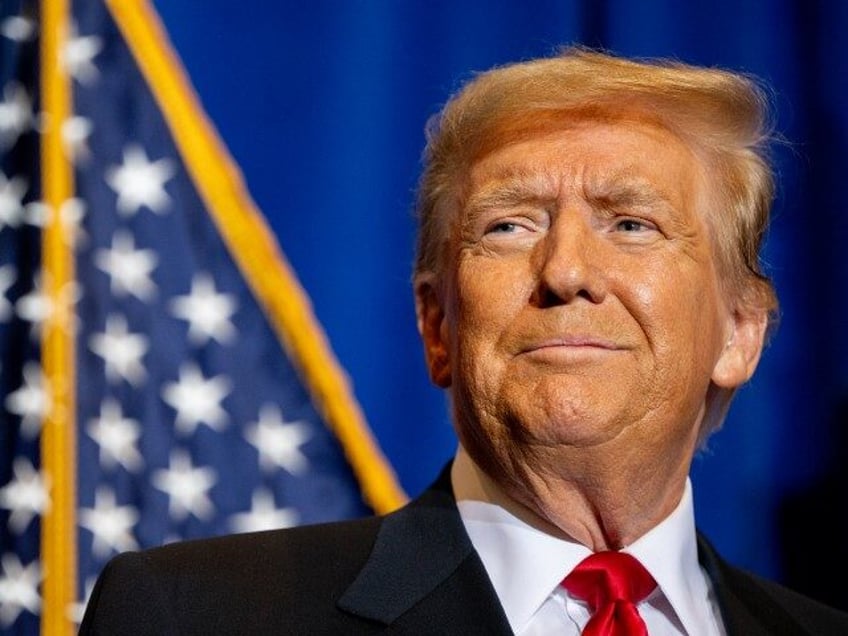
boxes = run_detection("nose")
[530,211,607,308]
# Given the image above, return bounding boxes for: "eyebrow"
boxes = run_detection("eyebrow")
[463,169,558,221]
[465,167,676,219]
[588,179,675,213]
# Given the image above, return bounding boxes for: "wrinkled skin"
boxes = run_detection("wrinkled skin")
[415,121,767,549]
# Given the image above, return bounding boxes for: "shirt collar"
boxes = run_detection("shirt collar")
[451,447,713,635]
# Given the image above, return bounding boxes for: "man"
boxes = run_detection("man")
[80,48,848,635]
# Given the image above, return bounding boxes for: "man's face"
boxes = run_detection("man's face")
[417,120,764,477]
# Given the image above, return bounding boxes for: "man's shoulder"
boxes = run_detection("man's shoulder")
[80,470,464,634]
[698,534,848,634]
[92,465,456,591]
[720,563,848,633]
[130,513,384,577]
[81,515,388,635]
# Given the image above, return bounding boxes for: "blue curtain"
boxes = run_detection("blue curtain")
[152,0,848,608]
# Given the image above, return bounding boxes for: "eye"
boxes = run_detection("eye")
[476,211,549,247]
[487,221,522,234]
[615,218,655,232]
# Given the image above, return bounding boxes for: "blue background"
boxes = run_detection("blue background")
[151,0,848,608]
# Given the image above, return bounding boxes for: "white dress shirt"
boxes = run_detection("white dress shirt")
[451,448,726,635]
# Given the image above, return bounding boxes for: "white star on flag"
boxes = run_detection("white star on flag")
[105,144,175,216]
[229,488,298,534]
[0,553,41,628]
[0,170,27,230]
[169,273,238,345]
[15,275,80,341]
[161,363,231,436]
[152,450,217,522]
[21,200,48,227]
[0,264,16,322]
[94,229,158,300]
[245,403,311,475]
[4,362,50,439]
[0,458,50,535]
[86,398,144,472]
[58,199,86,242]
[22,197,88,249]
[88,313,149,386]
[78,487,140,559]
[0,81,32,149]
[61,115,93,163]
[14,272,50,334]
[61,21,102,85]
[0,15,35,42]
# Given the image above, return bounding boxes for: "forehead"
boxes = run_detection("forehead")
[464,120,707,209]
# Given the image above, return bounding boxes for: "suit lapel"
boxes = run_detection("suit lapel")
[698,533,810,636]
[337,466,512,633]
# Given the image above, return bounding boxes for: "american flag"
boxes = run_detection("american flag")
[0,0,405,633]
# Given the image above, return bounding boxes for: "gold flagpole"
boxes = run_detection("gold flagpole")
[40,0,78,632]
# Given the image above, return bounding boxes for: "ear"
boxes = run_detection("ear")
[711,307,768,389]
[414,274,452,388]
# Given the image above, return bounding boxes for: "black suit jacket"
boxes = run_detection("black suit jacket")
[80,466,848,635]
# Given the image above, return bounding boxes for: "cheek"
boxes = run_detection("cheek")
[455,260,531,334]
[450,261,531,392]
[627,257,713,325]
[627,263,726,380]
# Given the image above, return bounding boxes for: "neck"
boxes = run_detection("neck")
[452,444,689,551]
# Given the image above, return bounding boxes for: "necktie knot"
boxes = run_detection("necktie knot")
[561,551,656,636]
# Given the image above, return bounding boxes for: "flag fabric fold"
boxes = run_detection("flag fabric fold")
[0,1,405,632]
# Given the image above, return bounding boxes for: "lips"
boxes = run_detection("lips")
[519,335,624,354]
[534,337,620,349]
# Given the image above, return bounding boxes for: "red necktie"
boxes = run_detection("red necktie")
[561,551,657,636]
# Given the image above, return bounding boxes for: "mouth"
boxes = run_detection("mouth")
[520,336,624,353]
[515,336,628,366]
